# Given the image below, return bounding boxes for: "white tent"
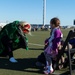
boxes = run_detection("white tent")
[0,23,7,28]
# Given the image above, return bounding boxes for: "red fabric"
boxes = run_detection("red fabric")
[23,29,29,33]
[24,24,30,29]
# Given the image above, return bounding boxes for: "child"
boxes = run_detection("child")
[44,17,62,74]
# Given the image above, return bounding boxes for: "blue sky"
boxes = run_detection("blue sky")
[0,0,75,26]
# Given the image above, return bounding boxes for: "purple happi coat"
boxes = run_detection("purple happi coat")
[45,27,62,57]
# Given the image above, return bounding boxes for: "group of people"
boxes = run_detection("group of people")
[0,17,75,74]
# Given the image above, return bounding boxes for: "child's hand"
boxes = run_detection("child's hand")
[45,42,48,45]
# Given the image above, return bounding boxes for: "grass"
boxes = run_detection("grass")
[0,29,75,75]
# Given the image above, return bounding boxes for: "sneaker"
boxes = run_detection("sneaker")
[50,69,54,74]
[49,66,54,74]
[9,57,18,63]
[44,70,50,75]
[44,69,54,75]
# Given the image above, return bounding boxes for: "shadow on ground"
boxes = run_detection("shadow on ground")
[0,58,44,74]
[0,58,75,75]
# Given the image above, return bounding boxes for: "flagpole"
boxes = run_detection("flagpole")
[43,0,46,26]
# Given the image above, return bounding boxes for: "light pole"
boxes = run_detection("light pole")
[43,0,46,26]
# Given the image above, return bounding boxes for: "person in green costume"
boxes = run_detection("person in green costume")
[0,21,31,63]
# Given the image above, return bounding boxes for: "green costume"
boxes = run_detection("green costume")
[0,21,28,54]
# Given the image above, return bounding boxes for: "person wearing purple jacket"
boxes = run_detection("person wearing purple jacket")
[44,17,62,74]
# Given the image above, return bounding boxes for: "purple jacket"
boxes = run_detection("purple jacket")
[45,27,62,56]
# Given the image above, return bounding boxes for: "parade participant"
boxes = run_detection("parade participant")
[0,21,31,63]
